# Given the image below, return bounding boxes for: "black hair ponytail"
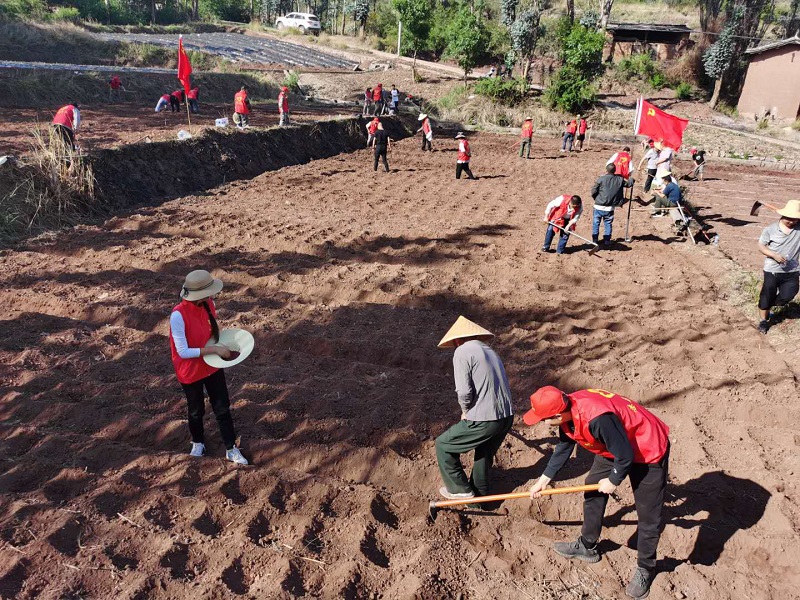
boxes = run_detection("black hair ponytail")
[201,301,219,343]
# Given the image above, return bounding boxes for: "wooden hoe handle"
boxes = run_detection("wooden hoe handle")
[431,484,600,509]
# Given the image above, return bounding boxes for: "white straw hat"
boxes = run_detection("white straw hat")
[438,316,494,348]
[418,113,427,121]
[203,328,255,368]
[180,270,223,301]
[777,200,800,219]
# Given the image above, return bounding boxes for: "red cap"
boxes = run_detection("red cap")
[281,86,289,92]
[690,147,697,154]
[523,386,568,425]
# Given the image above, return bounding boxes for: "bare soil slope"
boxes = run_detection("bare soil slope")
[1,135,799,600]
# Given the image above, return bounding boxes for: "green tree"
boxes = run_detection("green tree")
[702,22,736,108]
[500,0,518,27]
[392,0,432,78]
[445,2,489,83]
[545,23,604,112]
[354,0,369,38]
[510,6,543,79]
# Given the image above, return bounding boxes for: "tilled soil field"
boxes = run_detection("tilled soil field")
[1,135,799,600]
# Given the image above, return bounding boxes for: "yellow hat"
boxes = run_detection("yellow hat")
[777,200,800,219]
[437,316,494,348]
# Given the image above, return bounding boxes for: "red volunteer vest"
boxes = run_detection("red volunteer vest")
[458,140,471,162]
[187,89,198,100]
[521,122,533,139]
[566,120,577,134]
[279,92,288,112]
[52,105,75,130]
[422,118,431,135]
[110,76,121,89]
[234,91,250,114]
[170,300,219,385]
[172,90,184,100]
[373,87,383,101]
[161,94,171,102]
[547,195,576,230]
[561,389,669,464]
[368,120,379,135]
[613,152,632,178]
[578,119,587,134]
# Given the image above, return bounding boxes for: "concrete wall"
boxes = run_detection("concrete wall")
[738,46,800,121]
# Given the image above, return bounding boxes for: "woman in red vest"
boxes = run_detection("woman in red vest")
[233,86,251,129]
[542,194,582,254]
[455,132,476,180]
[169,270,248,465]
[524,386,670,600]
[51,102,81,151]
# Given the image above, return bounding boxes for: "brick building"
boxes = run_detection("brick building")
[604,23,692,62]
[738,36,800,121]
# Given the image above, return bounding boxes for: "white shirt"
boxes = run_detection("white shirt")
[544,195,583,228]
[656,147,673,170]
[170,311,201,359]
[643,148,659,170]
[71,107,81,131]
[606,152,620,167]
[391,89,399,102]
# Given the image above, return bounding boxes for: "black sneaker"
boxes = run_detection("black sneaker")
[757,320,770,334]
[625,567,654,599]
[553,538,600,563]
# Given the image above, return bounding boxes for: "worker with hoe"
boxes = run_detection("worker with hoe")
[590,163,634,245]
[372,83,384,115]
[169,270,249,465]
[756,200,800,334]
[186,87,200,114]
[418,113,433,151]
[108,74,124,102]
[541,194,583,254]
[455,132,477,180]
[170,88,185,112]
[278,85,290,126]
[51,102,81,152]
[519,117,534,159]
[435,317,514,503]
[524,386,670,600]
[561,118,577,153]
[233,85,252,129]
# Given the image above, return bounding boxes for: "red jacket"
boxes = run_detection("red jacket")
[278,91,289,112]
[234,90,250,114]
[109,76,121,89]
[521,121,533,139]
[52,105,76,130]
[578,119,588,135]
[457,140,471,163]
[172,89,185,101]
[367,120,379,135]
[612,151,632,178]
[186,88,199,100]
[566,120,577,135]
[169,300,219,385]
[546,195,577,230]
[561,389,670,464]
[372,86,383,101]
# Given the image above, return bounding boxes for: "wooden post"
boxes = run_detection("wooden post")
[397,21,402,56]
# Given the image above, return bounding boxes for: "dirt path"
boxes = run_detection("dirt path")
[1,135,798,600]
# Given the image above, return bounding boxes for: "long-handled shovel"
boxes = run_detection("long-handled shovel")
[547,221,599,255]
[428,484,600,520]
[750,200,779,216]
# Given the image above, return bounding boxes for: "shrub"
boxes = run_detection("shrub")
[435,85,469,111]
[282,70,300,92]
[473,76,527,105]
[545,65,597,112]
[675,82,694,100]
[792,119,800,131]
[48,7,81,22]
[717,101,738,117]
[616,53,669,89]
[757,118,769,130]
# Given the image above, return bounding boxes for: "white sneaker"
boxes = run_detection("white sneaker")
[439,486,475,500]
[226,447,249,465]
[189,442,206,457]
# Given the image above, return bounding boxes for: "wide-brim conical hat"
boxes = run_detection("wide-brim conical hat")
[777,200,800,219]
[203,328,255,368]
[437,316,494,348]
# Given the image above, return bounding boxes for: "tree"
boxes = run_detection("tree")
[500,0,518,27]
[702,22,736,107]
[392,0,432,79]
[445,2,489,83]
[599,0,613,29]
[545,23,605,111]
[510,7,543,79]
[354,0,369,37]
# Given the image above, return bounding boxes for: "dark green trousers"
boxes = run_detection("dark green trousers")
[435,416,514,495]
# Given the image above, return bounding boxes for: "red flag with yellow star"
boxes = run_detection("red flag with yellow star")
[634,97,688,149]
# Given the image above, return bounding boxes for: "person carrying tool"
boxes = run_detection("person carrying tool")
[155,93,171,113]
[591,163,634,245]
[606,146,632,178]
[169,270,248,466]
[186,87,200,114]
[637,139,659,193]
[366,116,380,147]
[371,119,391,172]
[455,132,477,180]
[372,83,384,115]
[541,195,583,254]
[650,173,681,217]
[519,117,534,159]
[435,316,514,501]
[108,75,124,102]
[51,102,81,151]
[688,147,706,181]
[417,113,433,151]
[278,86,290,126]
[561,119,577,153]
[524,386,670,600]
[756,200,800,334]
[576,115,589,151]
[233,86,252,129]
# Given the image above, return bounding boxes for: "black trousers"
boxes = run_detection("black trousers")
[456,162,475,179]
[170,96,180,112]
[581,447,669,570]
[373,145,389,172]
[759,270,800,311]
[181,369,236,450]
[51,124,75,150]
[643,168,657,192]
[421,135,431,151]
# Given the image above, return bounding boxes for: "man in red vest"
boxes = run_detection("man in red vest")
[607,146,632,178]
[108,75,124,102]
[561,119,577,152]
[541,194,582,254]
[233,86,251,129]
[519,117,534,159]
[51,102,81,151]
[278,85,290,126]
[170,89,184,112]
[186,87,200,114]
[525,386,670,600]
[576,114,589,151]
[455,132,477,180]
[372,83,384,115]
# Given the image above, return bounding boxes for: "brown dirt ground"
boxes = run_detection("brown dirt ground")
[1,134,799,600]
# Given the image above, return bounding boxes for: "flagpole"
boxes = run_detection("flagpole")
[625,97,641,243]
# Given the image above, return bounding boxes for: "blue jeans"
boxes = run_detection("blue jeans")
[543,224,570,254]
[562,133,574,151]
[592,208,614,241]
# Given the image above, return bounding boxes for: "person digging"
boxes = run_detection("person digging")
[525,386,670,600]
[435,317,514,505]
[418,113,433,151]
[519,117,534,159]
[756,199,800,334]
[541,194,583,254]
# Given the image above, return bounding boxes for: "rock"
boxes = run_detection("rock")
[675,591,686,599]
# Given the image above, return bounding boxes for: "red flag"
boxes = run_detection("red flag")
[177,35,192,95]
[634,98,688,150]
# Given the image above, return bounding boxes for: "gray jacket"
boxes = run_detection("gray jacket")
[453,340,514,421]
[591,174,634,208]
